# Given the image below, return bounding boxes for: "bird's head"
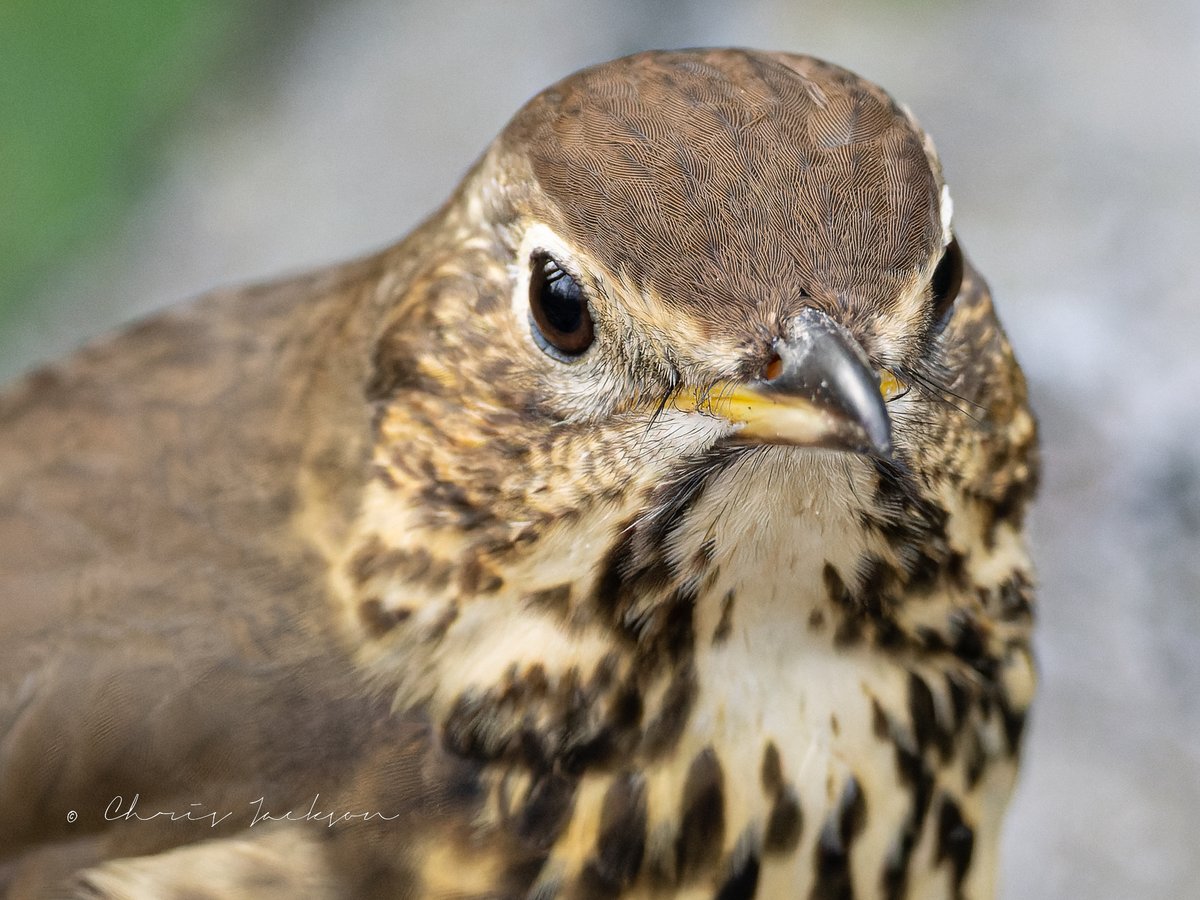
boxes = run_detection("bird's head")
[344,49,1036,727]
[482,49,953,461]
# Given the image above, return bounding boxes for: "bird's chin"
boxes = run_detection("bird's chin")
[698,439,880,487]
[716,431,887,462]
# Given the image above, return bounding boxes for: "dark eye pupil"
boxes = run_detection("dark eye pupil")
[541,270,583,334]
[930,237,964,329]
[529,253,594,359]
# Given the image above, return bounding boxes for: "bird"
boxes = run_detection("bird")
[0,49,1038,899]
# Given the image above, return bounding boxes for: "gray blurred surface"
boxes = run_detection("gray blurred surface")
[5,0,1199,896]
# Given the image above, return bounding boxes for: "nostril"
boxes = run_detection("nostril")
[763,354,783,382]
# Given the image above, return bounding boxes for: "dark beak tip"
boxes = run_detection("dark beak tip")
[870,436,896,463]
[866,419,895,459]
[840,418,894,461]
[772,308,896,462]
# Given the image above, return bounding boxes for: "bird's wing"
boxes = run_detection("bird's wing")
[0,258,426,892]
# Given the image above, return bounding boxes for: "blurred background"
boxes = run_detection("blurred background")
[2,0,1197,895]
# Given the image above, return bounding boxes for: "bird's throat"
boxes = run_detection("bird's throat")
[325,431,1033,897]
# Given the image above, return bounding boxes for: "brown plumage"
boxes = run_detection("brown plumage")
[516,53,941,341]
[0,49,1037,898]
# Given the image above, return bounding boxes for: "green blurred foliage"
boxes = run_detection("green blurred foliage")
[0,0,246,328]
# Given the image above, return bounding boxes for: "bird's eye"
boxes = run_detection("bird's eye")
[529,252,594,360]
[929,237,964,330]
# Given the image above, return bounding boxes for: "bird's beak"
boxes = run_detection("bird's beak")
[674,308,899,458]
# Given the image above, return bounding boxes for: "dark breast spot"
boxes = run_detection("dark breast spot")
[347,535,452,592]
[760,741,783,794]
[676,747,727,881]
[442,688,514,761]
[458,553,504,595]
[936,793,975,891]
[713,589,736,644]
[870,698,890,740]
[948,611,988,668]
[994,571,1034,622]
[880,749,933,900]
[516,771,579,852]
[639,664,698,759]
[872,696,935,896]
[823,563,861,647]
[811,775,866,900]
[907,670,952,759]
[758,740,803,855]
[358,596,414,637]
[963,728,988,790]
[944,672,971,735]
[999,701,1027,756]
[823,563,849,606]
[580,771,648,892]
[347,535,401,585]
[525,583,573,615]
[997,651,1029,755]
[714,852,760,900]
[763,785,804,855]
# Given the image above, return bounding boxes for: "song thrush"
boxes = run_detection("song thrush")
[0,49,1038,899]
